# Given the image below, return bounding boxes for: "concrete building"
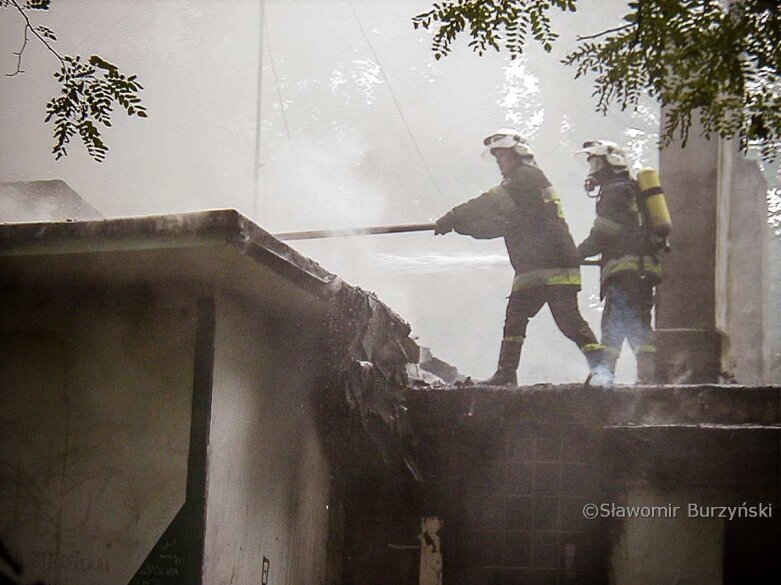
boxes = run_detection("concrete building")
[344,385,781,585]
[0,206,418,585]
[1,178,779,585]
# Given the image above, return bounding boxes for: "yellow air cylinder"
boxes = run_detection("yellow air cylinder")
[637,168,672,237]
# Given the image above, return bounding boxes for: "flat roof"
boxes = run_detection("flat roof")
[0,209,384,322]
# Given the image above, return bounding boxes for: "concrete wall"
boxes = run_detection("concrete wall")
[350,390,615,585]
[770,235,781,383]
[656,122,722,383]
[610,487,724,585]
[0,287,196,585]
[657,124,769,384]
[657,127,719,333]
[715,144,769,384]
[202,293,331,585]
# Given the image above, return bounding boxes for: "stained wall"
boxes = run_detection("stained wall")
[202,292,332,585]
[0,287,196,584]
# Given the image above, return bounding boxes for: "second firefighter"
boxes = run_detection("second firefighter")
[576,140,664,384]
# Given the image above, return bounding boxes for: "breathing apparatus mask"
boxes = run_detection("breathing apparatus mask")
[584,156,605,196]
[577,140,629,196]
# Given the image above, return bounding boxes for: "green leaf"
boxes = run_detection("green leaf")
[26,0,51,10]
[44,54,148,162]
[35,25,57,41]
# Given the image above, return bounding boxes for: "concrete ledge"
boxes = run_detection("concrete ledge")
[655,328,723,383]
[406,384,781,427]
[405,384,781,490]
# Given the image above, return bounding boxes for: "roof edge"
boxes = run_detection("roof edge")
[0,208,342,296]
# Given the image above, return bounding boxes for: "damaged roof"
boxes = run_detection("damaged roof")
[0,207,424,478]
[0,207,419,382]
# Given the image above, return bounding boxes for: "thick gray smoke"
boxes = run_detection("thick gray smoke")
[0,0,657,383]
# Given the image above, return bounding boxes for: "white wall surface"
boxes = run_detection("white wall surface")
[716,143,769,384]
[611,487,724,585]
[204,292,331,585]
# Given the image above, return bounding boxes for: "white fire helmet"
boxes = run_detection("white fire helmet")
[577,139,628,169]
[482,128,534,160]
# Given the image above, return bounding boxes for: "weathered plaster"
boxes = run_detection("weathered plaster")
[203,292,332,585]
[610,487,724,585]
[0,288,196,584]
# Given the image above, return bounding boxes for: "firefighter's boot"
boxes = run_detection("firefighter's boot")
[635,349,657,385]
[584,346,614,388]
[480,340,521,386]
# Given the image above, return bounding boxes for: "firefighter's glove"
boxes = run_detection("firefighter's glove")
[434,214,454,235]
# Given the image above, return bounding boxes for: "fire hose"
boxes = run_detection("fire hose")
[274,222,600,265]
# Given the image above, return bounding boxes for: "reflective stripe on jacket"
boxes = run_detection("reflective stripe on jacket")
[512,267,582,291]
[601,254,662,286]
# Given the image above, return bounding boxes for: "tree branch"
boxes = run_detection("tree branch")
[6,23,29,76]
[576,24,632,42]
[9,0,65,68]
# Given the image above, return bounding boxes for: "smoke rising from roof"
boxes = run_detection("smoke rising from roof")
[0,0,656,383]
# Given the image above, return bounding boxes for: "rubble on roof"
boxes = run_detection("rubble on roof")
[323,283,422,479]
[406,363,446,386]
[418,346,465,385]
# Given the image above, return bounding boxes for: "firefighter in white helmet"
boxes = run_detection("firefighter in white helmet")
[434,129,612,386]
[576,140,662,384]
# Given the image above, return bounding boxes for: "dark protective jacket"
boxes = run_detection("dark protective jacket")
[577,173,662,287]
[441,163,582,291]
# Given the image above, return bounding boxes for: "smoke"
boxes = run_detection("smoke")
[246,0,656,384]
[262,129,388,231]
[0,0,656,383]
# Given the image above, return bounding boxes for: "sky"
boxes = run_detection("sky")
[0,0,663,383]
